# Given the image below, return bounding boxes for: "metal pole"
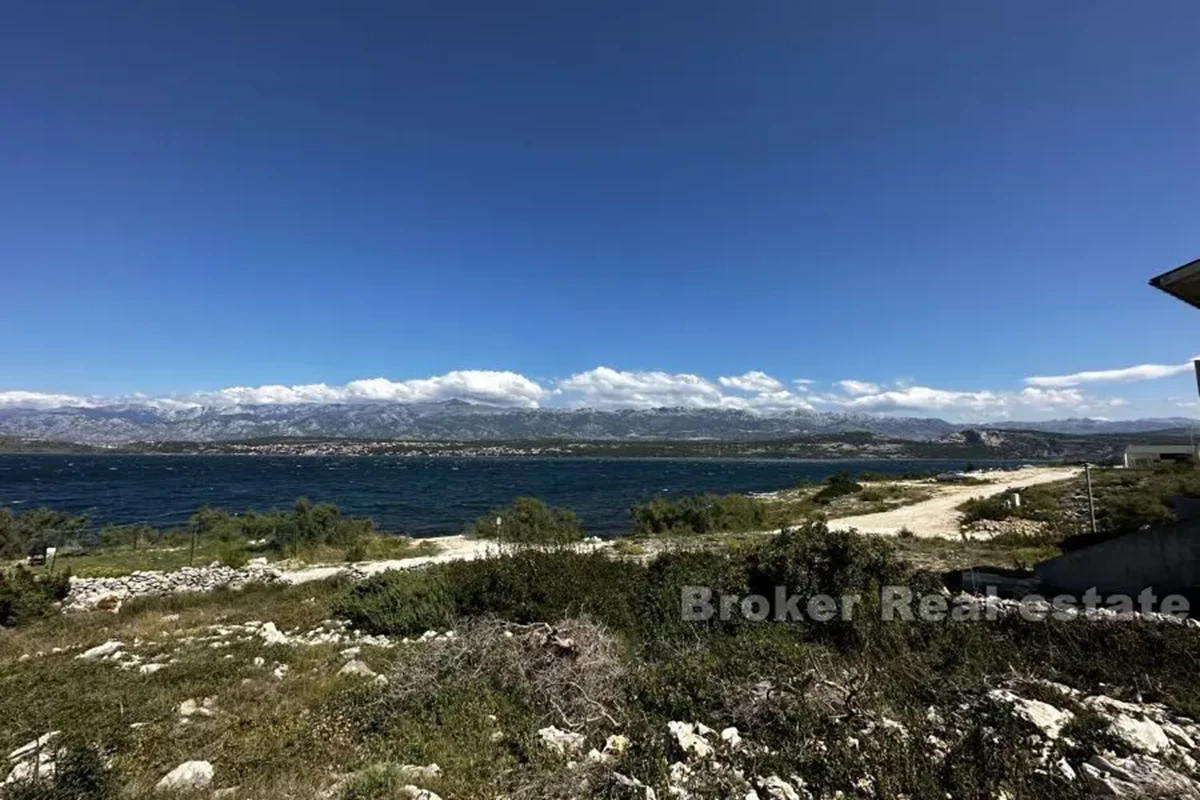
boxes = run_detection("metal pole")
[1084,463,1098,535]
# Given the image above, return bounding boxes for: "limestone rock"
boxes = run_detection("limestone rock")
[7,732,60,763]
[1109,714,1172,753]
[258,622,288,646]
[668,721,714,759]
[397,764,442,782]
[987,688,1073,739]
[1081,753,1200,798]
[338,660,378,679]
[538,726,586,756]
[398,787,442,800]
[155,760,214,792]
[76,640,124,661]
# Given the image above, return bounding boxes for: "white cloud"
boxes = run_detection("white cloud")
[558,367,813,412]
[1025,360,1196,388]
[206,370,550,409]
[0,366,1165,420]
[837,380,880,396]
[828,385,1006,413]
[0,391,96,409]
[558,367,730,410]
[816,384,1090,415]
[718,371,786,394]
[1017,387,1086,407]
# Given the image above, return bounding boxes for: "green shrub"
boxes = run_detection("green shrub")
[630,493,771,536]
[0,567,70,627]
[747,522,908,600]
[2,744,117,800]
[334,568,457,636]
[186,498,374,556]
[217,542,250,568]
[468,497,584,544]
[612,538,648,556]
[957,494,1012,524]
[1103,492,1173,533]
[97,524,156,550]
[812,472,863,504]
[446,550,644,632]
[0,507,89,559]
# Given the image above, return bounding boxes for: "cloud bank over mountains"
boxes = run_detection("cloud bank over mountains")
[0,358,1192,420]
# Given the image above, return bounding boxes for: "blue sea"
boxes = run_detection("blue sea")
[0,455,1012,536]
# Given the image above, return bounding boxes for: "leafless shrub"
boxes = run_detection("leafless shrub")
[382,616,628,729]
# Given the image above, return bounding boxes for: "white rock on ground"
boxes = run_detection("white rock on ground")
[1107,714,1172,753]
[1081,753,1200,797]
[398,787,442,800]
[7,732,60,763]
[76,640,124,661]
[397,764,442,782]
[338,660,378,679]
[155,760,214,792]
[4,758,56,785]
[987,688,1073,739]
[668,721,714,759]
[258,622,289,646]
[757,774,803,800]
[538,726,586,756]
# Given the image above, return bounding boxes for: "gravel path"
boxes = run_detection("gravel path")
[826,465,1082,539]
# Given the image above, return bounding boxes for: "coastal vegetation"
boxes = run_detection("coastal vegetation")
[5,521,1200,797]
[467,497,584,545]
[956,462,1200,542]
[0,500,437,580]
[0,567,69,627]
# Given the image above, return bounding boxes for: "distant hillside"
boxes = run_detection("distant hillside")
[0,400,1194,447]
[0,402,959,444]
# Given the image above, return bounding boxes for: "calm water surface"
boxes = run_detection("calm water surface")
[0,455,1014,535]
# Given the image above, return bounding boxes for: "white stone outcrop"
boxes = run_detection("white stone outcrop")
[155,760,214,792]
[4,732,60,787]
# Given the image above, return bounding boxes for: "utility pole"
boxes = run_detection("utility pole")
[1084,463,1098,535]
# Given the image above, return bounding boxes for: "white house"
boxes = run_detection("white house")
[1124,444,1200,469]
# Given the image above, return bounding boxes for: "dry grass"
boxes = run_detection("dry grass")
[381,618,627,730]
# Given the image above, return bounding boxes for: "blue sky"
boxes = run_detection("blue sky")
[2,1,1200,420]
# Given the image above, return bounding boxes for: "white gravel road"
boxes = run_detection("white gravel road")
[826,465,1082,539]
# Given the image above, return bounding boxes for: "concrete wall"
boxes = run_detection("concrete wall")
[1123,445,1199,469]
[1035,518,1200,595]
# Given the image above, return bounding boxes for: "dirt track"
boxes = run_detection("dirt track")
[826,465,1082,539]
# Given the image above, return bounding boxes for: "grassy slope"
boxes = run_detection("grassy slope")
[8,536,440,580]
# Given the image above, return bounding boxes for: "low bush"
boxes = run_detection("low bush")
[0,567,71,627]
[96,524,157,550]
[468,497,585,545]
[0,507,90,560]
[334,568,458,636]
[629,493,771,536]
[812,472,863,504]
[2,744,117,800]
[187,498,375,556]
[957,494,1012,524]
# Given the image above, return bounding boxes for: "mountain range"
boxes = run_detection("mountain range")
[0,400,1194,445]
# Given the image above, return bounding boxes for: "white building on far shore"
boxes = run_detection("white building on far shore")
[1124,444,1200,469]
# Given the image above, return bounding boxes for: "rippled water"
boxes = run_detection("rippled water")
[0,455,1004,535]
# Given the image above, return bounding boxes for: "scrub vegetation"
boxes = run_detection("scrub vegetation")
[4,522,1200,798]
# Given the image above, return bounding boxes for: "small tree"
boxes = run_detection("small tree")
[469,497,584,545]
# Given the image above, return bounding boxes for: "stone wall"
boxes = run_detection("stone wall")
[64,562,284,613]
